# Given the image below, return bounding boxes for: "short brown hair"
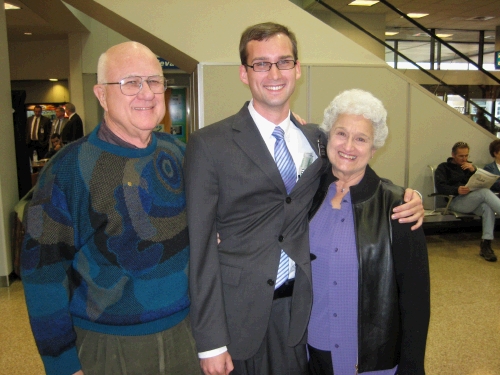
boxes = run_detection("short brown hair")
[452,141,469,154]
[489,139,500,157]
[239,22,298,66]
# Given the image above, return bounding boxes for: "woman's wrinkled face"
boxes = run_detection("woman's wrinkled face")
[327,113,376,179]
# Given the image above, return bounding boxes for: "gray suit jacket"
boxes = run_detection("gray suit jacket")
[51,117,68,136]
[185,103,328,359]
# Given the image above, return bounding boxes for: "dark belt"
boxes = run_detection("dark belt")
[273,279,295,300]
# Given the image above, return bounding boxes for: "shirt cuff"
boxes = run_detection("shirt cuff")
[413,189,423,201]
[198,346,228,359]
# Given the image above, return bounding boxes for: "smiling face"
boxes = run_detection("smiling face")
[327,113,376,183]
[93,42,165,145]
[239,33,301,124]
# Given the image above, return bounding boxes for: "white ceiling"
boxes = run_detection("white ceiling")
[4,0,499,52]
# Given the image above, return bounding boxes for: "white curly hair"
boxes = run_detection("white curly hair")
[320,89,388,149]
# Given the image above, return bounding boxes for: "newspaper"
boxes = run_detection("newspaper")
[465,168,500,191]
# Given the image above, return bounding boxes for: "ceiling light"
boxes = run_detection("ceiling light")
[436,34,453,38]
[412,33,430,37]
[4,2,21,10]
[385,31,399,36]
[407,13,429,19]
[348,1,379,6]
[466,16,494,21]
[49,79,58,82]
[24,32,32,35]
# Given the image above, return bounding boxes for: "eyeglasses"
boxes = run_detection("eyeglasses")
[245,60,297,72]
[101,76,167,96]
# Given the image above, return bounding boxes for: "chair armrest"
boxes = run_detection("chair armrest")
[428,193,456,215]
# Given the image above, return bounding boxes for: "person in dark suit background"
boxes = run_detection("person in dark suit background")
[26,104,51,159]
[51,106,68,136]
[61,102,83,144]
[184,22,425,375]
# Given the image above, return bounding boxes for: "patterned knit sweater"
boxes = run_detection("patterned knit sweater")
[21,125,190,375]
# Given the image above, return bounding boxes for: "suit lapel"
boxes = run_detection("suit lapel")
[290,118,327,191]
[231,104,287,193]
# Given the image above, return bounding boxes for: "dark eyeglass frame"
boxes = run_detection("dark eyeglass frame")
[245,60,297,72]
[101,75,167,96]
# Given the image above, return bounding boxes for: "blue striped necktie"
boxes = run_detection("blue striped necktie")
[272,126,297,289]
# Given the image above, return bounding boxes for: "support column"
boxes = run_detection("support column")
[68,33,86,134]
[0,7,19,286]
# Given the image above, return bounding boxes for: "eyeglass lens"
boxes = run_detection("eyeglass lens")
[120,76,167,95]
[251,60,296,72]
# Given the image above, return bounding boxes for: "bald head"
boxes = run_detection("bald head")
[97,41,161,84]
[93,41,166,147]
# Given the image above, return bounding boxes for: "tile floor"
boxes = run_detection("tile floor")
[0,232,499,375]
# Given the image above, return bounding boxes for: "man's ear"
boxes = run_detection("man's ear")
[93,85,108,112]
[239,65,249,85]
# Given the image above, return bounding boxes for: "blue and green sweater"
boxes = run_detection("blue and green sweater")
[21,125,190,375]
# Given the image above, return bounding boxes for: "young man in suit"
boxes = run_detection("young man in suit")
[26,105,51,159]
[185,22,425,375]
[61,102,84,144]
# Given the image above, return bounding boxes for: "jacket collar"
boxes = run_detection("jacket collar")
[321,164,381,204]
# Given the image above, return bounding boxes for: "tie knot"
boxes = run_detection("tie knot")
[272,126,285,140]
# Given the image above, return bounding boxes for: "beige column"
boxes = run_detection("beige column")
[68,32,86,134]
[0,7,19,286]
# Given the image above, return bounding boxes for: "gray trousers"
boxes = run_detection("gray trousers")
[231,296,308,375]
[75,317,201,375]
[449,188,500,240]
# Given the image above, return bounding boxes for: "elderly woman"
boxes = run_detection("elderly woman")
[483,139,500,193]
[307,89,430,375]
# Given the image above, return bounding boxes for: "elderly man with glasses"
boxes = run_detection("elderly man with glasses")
[21,41,200,375]
[435,141,499,262]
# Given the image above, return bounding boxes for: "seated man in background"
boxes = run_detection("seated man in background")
[483,139,500,193]
[44,133,62,159]
[435,141,499,262]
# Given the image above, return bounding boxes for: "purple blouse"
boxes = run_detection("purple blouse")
[308,183,397,375]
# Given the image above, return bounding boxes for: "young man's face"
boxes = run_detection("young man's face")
[51,137,61,149]
[239,33,301,121]
[452,147,469,165]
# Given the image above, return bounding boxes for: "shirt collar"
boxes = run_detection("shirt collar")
[248,99,291,138]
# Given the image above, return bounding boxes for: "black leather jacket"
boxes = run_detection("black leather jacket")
[309,165,430,374]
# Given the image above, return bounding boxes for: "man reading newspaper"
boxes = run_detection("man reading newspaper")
[435,141,499,262]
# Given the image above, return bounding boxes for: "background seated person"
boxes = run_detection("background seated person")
[483,139,500,193]
[435,142,499,262]
[44,133,62,159]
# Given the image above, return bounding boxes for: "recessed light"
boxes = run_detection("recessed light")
[4,2,21,10]
[348,1,379,6]
[436,34,453,38]
[24,32,32,36]
[407,13,429,19]
[385,31,399,36]
[49,79,58,82]
[412,33,430,37]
